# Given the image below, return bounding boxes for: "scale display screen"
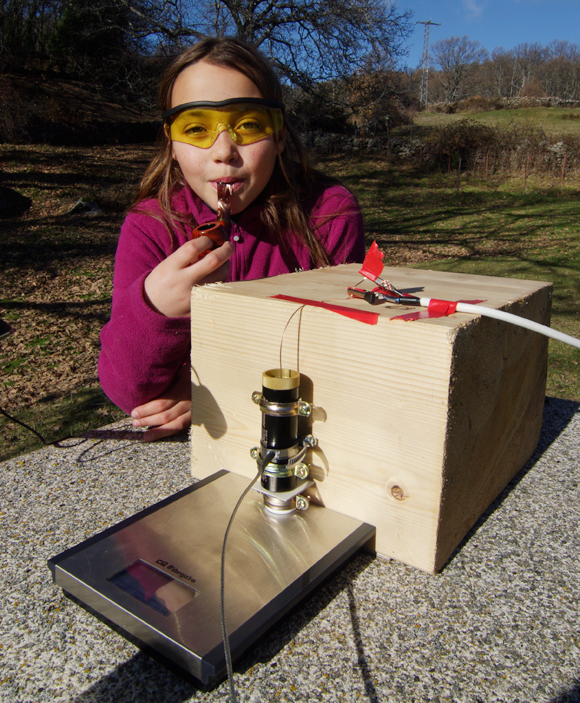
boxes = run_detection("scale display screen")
[107,559,199,617]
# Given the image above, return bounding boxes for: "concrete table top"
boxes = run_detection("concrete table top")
[1,397,579,703]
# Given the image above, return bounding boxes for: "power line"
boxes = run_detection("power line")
[416,20,441,108]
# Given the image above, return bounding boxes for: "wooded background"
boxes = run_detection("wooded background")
[3,0,580,146]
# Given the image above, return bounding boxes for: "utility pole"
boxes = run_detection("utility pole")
[416,20,440,109]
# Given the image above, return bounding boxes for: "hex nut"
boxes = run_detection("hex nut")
[294,463,309,479]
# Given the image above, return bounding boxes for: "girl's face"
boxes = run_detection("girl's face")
[170,61,284,215]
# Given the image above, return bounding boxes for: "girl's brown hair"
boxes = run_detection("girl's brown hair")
[134,36,333,266]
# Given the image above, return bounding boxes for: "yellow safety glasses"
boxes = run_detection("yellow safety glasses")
[163,98,285,149]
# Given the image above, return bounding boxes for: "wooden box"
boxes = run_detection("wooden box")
[190,264,551,573]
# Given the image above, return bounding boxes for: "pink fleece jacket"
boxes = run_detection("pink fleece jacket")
[98,181,365,413]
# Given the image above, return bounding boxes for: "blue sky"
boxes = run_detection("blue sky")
[399,0,580,69]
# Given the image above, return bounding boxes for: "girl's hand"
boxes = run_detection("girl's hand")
[131,364,191,442]
[144,236,233,318]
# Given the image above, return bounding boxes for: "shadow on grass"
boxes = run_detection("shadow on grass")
[0,386,126,463]
[0,145,151,188]
[322,156,580,253]
[1,144,153,265]
[0,297,114,323]
[2,216,122,267]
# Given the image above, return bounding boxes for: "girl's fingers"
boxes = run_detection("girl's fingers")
[132,398,190,427]
[144,239,233,317]
[169,236,216,267]
[171,237,233,272]
[199,258,231,285]
[187,241,233,279]
[165,239,233,285]
[141,409,192,442]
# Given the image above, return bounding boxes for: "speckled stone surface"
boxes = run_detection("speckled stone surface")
[1,398,580,703]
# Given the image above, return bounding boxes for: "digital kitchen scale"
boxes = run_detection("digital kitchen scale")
[49,470,375,685]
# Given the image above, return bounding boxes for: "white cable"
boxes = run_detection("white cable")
[418,298,580,350]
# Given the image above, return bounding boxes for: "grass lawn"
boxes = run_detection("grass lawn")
[413,106,580,138]
[1,145,579,462]
[321,156,580,402]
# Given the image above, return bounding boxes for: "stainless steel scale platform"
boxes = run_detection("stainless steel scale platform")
[49,470,375,685]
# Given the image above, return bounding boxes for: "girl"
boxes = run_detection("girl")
[98,37,365,441]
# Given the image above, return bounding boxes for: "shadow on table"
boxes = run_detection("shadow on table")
[70,650,203,703]
[492,395,577,494]
[70,553,376,703]
[234,551,377,683]
[550,678,580,703]
[52,420,189,463]
[531,396,580,458]
[445,395,579,568]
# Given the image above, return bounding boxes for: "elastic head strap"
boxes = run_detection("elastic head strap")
[163,97,285,121]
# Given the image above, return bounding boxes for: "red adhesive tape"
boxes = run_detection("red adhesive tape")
[428,299,458,315]
[271,295,379,325]
[392,299,486,322]
[392,310,435,322]
[359,241,385,282]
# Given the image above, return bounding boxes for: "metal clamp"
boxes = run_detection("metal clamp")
[252,392,312,418]
[252,478,314,513]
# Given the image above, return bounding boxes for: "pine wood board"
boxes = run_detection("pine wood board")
[190,264,552,572]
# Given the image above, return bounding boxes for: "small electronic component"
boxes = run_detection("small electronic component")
[347,286,421,306]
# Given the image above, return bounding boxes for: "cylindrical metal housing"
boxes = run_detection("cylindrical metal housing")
[260,369,300,493]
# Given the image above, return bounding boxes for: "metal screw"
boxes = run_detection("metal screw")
[251,392,261,404]
[294,463,309,479]
[295,495,309,511]
[303,434,317,447]
[250,447,260,460]
[297,401,312,417]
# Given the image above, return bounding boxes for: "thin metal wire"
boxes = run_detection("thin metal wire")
[220,450,274,702]
[220,470,260,702]
[221,303,309,699]
[279,305,305,372]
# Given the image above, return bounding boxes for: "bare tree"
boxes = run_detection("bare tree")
[1,0,413,106]
[184,0,413,89]
[431,35,488,102]
[484,47,519,98]
[0,0,61,69]
[511,42,548,95]
[540,41,580,100]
